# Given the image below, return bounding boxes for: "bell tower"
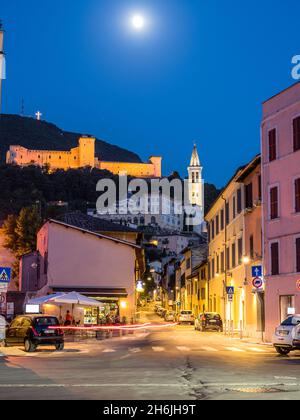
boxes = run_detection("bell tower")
[0,21,5,114]
[187,144,205,232]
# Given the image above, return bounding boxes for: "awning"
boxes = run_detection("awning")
[51,287,128,298]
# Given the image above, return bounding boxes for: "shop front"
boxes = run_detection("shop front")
[52,287,132,324]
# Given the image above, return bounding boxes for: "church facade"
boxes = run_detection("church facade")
[6,136,162,178]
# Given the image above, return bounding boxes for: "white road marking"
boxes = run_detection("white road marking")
[0,383,189,388]
[129,347,142,353]
[202,346,218,352]
[102,348,116,353]
[176,346,190,352]
[274,376,297,380]
[152,346,165,352]
[225,347,245,352]
[246,347,266,353]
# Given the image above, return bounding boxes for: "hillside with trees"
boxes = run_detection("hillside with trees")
[0,114,142,164]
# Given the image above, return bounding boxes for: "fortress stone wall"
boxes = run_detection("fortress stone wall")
[6,137,162,178]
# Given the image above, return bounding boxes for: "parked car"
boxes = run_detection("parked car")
[195,312,223,332]
[5,315,64,353]
[156,307,164,316]
[160,309,168,318]
[164,311,176,322]
[272,315,300,355]
[177,310,194,325]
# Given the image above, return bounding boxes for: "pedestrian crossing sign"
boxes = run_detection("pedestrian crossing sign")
[0,267,11,284]
[226,286,234,295]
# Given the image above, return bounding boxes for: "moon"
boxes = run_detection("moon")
[132,15,145,30]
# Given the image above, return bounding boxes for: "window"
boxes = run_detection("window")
[271,242,279,275]
[270,186,279,219]
[280,296,295,323]
[217,254,220,274]
[238,237,243,264]
[296,238,300,273]
[186,258,191,270]
[250,235,254,259]
[211,220,215,239]
[295,178,300,213]
[221,209,224,230]
[237,188,242,214]
[245,183,253,208]
[232,243,236,268]
[226,202,230,225]
[232,196,236,219]
[216,215,219,235]
[268,128,277,161]
[221,251,225,273]
[293,116,300,152]
[208,261,211,281]
[226,247,230,270]
[258,175,262,201]
[212,258,215,279]
[201,288,206,300]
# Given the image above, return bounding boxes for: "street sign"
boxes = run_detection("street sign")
[0,292,6,314]
[226,286,234,295]
[252,277,263,289]
[0,283,8,292]
[227,294,233,302]
[252,266,262,278]
[296,279,300,292]
[0,267,11,284]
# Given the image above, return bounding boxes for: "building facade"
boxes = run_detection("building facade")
[19,214,145,322]
[262,82,300,341]
[206,156,264,339]
[6,136,162,178]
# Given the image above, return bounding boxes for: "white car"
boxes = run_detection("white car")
[177,310,194,325]
[272,315,300,355]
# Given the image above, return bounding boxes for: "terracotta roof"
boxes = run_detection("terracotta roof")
[55,212,138,234]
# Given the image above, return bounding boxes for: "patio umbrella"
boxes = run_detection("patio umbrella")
[28,293,65,306]
[48,291,102,307]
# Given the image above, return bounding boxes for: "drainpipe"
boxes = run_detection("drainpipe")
[221,194,228,334]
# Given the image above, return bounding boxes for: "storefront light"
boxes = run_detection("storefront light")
[120,301,127,309]
[242,256,250,264]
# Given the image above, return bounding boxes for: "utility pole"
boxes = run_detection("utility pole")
[0,21,5,115]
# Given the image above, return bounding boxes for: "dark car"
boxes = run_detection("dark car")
[195,312,223,332]
[5,315,64,352]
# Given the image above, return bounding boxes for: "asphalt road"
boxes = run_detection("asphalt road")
[0,310,300,400]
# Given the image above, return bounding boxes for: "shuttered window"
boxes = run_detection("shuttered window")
[270,186,279,219]
[232,243,236,268]
[237,188,242,214]
[269,128,277,161]
[245,183,253,208]
[296,238,300,273]
[271,242,279,275]
[295,178,300,213]
[238,237,243,264]
[293,116,300,152]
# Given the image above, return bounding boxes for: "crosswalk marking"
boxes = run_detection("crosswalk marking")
[201,346,218,352]
[129,348,142,353]
[246,347,266,353]
[225,347,245,352]
[176,346,190,352]
[152,347,165,352]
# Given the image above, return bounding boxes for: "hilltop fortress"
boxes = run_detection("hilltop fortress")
[6,136,162,178]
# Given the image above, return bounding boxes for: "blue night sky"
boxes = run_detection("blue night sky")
[1,0,299,187]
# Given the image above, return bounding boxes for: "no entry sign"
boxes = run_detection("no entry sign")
[296,279,300,291]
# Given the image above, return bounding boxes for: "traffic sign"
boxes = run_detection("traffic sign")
[0,293,5,304]
[296,279,300,292]
[0,267,11,284]
[252,277,263,289]
[228,294,233,302]
[226,286,234,295]
[252,266,262,278]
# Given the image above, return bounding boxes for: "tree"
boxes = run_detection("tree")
[3,206,42,279]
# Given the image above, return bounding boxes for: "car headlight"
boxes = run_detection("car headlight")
[275,329,290,336]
